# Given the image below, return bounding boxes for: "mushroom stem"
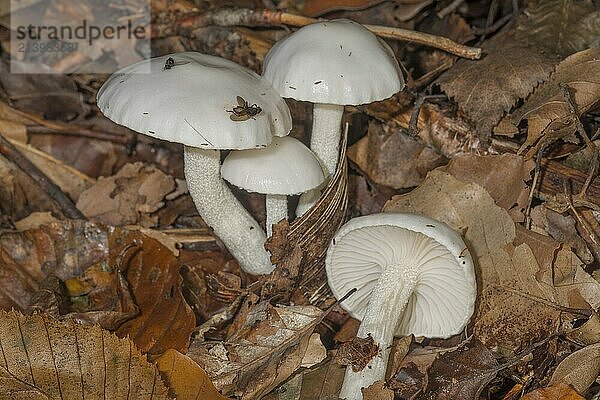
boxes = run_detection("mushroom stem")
[339,264,418,400]
[184,146,273,275]
[296,103,344,216]
[265,194,287,237]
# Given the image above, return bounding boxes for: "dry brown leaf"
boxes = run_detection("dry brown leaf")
[389,346,439,399]
[508,47,600,154]
[549,343,600,394]
[348,120,447,189]
[114,230,196,355]
[362,380,394,400]
[422,339,499,400]
[515,0,600,58]
[565,310,600,346]
[300,333,328,368]
[536,207,594,264]
[187,302,324,399]
[334,334,379,372]
[14,211,58,230]
[442,154,533,221]
[520,383,584,400]
[76,162,176,227]
[0,310,171,399]
[383,170,593,352]
[155,349,229,400]
[437,33,555,134]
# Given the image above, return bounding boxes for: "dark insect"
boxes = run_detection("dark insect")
[227,96,262,121]
[163,57,190,70]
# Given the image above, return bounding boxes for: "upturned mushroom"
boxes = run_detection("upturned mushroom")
[97,52,292,275]
[221,136,324,239]
[262,20,404,214]
[326,213,476,400]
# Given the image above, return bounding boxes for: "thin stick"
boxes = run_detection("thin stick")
[159,8,482,60]
[409,94,447,137]
[437,0,464,18]
[0,132,84,219]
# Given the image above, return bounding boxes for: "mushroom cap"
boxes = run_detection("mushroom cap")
[97,52,292,149]
[262,19,404,105]
[221,136,325,195]
[326,213,476,339]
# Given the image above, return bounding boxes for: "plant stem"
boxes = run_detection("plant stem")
[265,194,287,237]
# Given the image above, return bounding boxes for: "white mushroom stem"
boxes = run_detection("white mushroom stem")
[339,264,418,400]
[184,146,273,275]
[297,103,344,216]
[266,194,287,237]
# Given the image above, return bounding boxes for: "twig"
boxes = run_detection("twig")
[471,13,513,35]
[27,125,136,148]
[157,8,482,60]
[437,0,464,18]
[409,94,447,137]
[525,142,549,229]
[0,132,85,219]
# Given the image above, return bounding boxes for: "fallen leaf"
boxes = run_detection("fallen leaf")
[565,310,600,346]
[348,120,447,189]
[187,302,325,399]
[155,349,230,400]
[422,339,499,400]
[0,310,171,398]
[389,346,439,399]
[334,334,379,372]
[549,343,600,394]
[520,383,584,400]
[508,47,600,154]
[300,333,328,368]
[437,33,555,134]
[362,380,394,400]
[114,230,196,355]
[76,162,176,227]
[537,207,594,264]
[515,0,600,58]
[14,211,58,230]
[442,154,533,220]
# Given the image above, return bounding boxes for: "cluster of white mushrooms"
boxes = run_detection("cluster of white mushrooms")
[97,19,476,400]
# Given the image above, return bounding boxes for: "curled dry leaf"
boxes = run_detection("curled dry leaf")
[76,162,176,227]
[362,380,394,400]
[264,131,348,306]
[155,349,229,400]
[384,169,598,353]
[187,302,325,399]
[549,342,600,395]
[0,310,171,399]
[506,47,600,154]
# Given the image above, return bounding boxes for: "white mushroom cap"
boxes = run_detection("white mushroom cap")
[262,19,404,105]
[97,52,292,149]
[326,213,476,338]
[221,136,325,195]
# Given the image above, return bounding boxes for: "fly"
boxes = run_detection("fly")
[163,57,190,70]
[227,96,262,121]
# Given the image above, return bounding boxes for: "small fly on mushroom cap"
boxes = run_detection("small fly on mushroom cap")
[227,96,263,121]
[326,213,476,400]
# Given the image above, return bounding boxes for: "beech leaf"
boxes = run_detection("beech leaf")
[0,310,171,399]
[549,342,600,394]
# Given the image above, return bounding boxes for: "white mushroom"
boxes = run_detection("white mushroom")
[262,20,404,215]
[326,213,476,400]
[221,136,325,239]
[97,52,292,275]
